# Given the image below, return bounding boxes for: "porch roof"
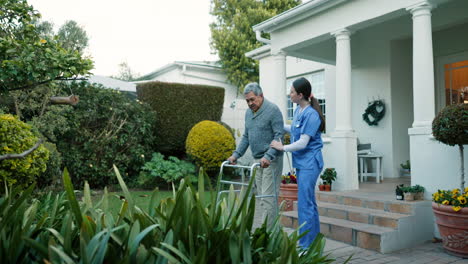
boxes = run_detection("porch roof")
[253,0,347,33]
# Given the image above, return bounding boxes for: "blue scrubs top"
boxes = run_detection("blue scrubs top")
[291,106,324,170]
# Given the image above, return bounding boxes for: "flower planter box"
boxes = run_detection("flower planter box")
[404,192,414,201]
[278,183,298,211]
[414,192,425,200]
[432,203,468,258]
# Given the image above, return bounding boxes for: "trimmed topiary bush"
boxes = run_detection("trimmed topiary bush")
[432,103,468,190]
[186,120,235,174]
[0,114,49,188]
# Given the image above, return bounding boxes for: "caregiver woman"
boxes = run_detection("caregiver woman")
[270,77,325,248]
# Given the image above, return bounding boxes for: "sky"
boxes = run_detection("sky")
[28,0,219,77]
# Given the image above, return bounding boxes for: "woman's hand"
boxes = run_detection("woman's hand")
[270,140,284,151]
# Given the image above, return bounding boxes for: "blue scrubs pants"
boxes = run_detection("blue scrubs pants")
[297,167,320,248]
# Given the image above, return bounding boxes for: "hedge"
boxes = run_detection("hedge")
[137,81,224,155]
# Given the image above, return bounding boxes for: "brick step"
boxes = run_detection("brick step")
[280,211,396,252]
[316,192,425,215]
[317,201,409,229]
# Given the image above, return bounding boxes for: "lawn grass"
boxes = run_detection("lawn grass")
[97,189,215,216]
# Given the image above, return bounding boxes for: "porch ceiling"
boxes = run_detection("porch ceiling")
[268,0,467,64]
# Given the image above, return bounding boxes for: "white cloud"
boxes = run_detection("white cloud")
[29,0,218,76]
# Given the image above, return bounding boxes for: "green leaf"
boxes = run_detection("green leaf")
[113,165,135,212]
[130,224,159,263]
[62,167,83,227]
[50,245,75,264]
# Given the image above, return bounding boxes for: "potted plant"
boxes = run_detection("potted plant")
[279,171,298,211]
[395,184,404,200]
[413,184,425,200]
[320,168,337,192]
[400,160,411,177]
[431,103,468,258]
[318,181,326,191]
[401,186,414,201]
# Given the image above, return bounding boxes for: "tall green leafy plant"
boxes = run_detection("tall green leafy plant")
[0,166,340,263]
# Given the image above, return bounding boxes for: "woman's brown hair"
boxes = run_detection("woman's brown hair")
[292,77,325,132]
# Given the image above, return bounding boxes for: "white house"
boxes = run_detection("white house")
[247,0,468,198]
[134,61,248,144]
[87,75,137,92]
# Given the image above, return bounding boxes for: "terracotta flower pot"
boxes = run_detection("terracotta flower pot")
[278,183,298,211]
[324,185,331,191]
[319,185,326,191]
[432,202,468,258]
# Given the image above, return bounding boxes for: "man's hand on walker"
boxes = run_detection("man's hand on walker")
[260,157,270,168]
[227,155,237,165]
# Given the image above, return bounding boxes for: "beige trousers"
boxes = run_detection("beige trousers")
[253,156,283,227]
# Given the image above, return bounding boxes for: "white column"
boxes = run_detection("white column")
[328,28,358,191]
[271,51,287,121]
[407,1,435,128]
[332,29,353,132]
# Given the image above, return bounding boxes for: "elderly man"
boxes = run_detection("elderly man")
[227,82,284,227]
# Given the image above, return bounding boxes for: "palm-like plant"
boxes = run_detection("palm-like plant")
[0,166,339,263]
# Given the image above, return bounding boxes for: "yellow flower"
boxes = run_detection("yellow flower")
[453,206,461,212]
[458,196,467,205]
[452,189,460,195]
[442,200,450,205]
[465,187,468,193]
[40,39,47,44]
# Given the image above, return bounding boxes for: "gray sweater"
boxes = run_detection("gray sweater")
[233,99,284,161]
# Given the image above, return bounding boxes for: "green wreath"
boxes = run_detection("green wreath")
[362,100,385,126]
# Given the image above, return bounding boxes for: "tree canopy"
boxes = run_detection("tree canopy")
[57,20,89,53]
[112,61,140,81]
[210,0,301,92]
[0,0,93,93]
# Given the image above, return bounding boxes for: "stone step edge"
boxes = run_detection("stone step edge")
[315,193,431,215]
[316,191,427,205]
[317,201,409,220]
[281,211,395,235]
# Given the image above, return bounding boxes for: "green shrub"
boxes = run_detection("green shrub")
[138,152,197,188]
[55,81,158,188]
[36,141,62,189]
[186,120,235,174]
[137,81,224,156]
[432,103,468,147]
[0,114,49,188]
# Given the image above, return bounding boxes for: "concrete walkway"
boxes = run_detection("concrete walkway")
[323,238,466,264]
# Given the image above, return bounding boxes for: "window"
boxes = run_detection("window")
[444,60,468,105]
[286,71,326,121]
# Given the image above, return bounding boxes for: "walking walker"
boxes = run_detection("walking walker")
[216,161,279,216]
